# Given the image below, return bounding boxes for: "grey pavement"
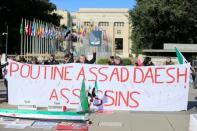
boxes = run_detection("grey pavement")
[0,80,197,131]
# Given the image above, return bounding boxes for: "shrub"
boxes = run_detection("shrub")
[122,58,132,65]
[97,58,109,65]
[97,58,133,65]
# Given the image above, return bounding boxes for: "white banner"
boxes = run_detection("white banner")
[7,60,190,111]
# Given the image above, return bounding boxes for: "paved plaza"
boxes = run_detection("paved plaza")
[0,81,197,131]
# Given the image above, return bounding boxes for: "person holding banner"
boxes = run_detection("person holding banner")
[0,54,8,76]
[164,57,174,65]
[108,56,115,65]
[31,57,39,64]
[77,48,96,64]
[63,49,74,64]
[44,54,59,65]
[114,56,123,66]
[0,54,9,102]
[143,57,154,66]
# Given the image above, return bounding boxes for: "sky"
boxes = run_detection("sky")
[50,0,136,12]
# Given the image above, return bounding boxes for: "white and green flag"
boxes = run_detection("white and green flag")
[175,47,188,64]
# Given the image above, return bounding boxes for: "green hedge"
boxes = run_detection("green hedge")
[122,58,132,65]
[97,58,109,65]
[97,58,132,65]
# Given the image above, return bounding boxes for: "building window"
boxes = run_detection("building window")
[99,22,109,27]
[84,22,90,26]
[115,38,123,50]
[114,22,124,27]
[117,30,121,34]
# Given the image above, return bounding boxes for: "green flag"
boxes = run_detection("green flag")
[175,47,188,64]
[19,18,24,35]
[94,81,98,90]
[80,80,89,112]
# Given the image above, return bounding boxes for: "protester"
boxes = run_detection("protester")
[18,56,27,63]
[108,56,115,65]
[135,58,143,66]
[143,57,154,66]
[114,56,123,66]
[0,53,9,102]
[77,48,96,64]
[0,54,4,79]
[63,50,74,64]
[0,54,8,79]
[44,54,59,65]
[31,57,39,64]
[164,57,174,65]
[73,57,78,63]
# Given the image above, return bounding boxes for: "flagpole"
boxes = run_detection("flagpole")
[32,34,35,55]
[42,22,44,55]
[47,24,49,55]
[45,37,47,54]
[29,35,31,55]
[49,38,50,54]
[34,20,37,55]
[40,21,42,55]
[38,20,41,55]
[20,18,23,55]
[29,21,32,56]
[36,34,38,54]
[24,33,26,56]
[35,35,37,54]
[49,38,51,55]
[47,38,50,54]
[32,19,35,56]
[40,37,42,55]
[26,20,29,58]
[20,28,23,55]
[24,19,26,56]
[52,39,54,54]
[53,39,55,54]
[45,23,47,54]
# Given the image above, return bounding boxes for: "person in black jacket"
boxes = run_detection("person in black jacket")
[63,50,74,64]
[143,57,154,66]
[77,48,96,64]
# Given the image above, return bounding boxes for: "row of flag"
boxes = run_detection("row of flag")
[74,22,109,42]
[19,18,68,40]
[19,18,109,43]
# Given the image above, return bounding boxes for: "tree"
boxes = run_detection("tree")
[0,0,62,54]
[129,0,197,55]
